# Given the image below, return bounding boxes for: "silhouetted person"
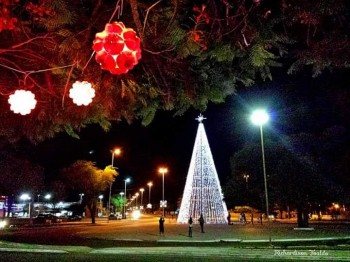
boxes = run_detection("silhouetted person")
[227,213,231,225]
[188,216,193,237]
[199,214,205,233]
[159,216,165,236]
[242,212,246,223]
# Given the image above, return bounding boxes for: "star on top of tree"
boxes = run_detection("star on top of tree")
[196,114,206,123]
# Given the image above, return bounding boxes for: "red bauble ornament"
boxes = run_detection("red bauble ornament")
[92,22,141,75]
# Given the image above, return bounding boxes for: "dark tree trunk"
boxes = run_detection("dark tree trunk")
[297,208,310,227]
[88,200,97,224]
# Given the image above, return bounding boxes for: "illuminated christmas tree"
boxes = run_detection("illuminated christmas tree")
[177,115,228,224]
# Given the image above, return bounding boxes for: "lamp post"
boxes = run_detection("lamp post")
[147,182,153,209]
[135,193,139,209]
[98,195,103,217]
[119,192,124,213]
[79,193,84,203]
[139,188,144,211]
[111,148,121,168]
[243,174,250,189]
[124,178,130,218]
[158,167,168,217]
[251,109,271,243]
[108,148,121,222]
[20,193,31,217]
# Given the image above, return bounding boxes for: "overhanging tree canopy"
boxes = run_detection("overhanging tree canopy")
[1,0,349,143]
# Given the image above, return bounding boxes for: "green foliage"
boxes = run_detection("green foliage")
[1,0,350,142]
[40,0,76,31]
[111,195,125,212]
[61,160,113,198]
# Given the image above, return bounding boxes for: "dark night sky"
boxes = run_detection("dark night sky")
[34,102,236,204]
[33,69,350,205]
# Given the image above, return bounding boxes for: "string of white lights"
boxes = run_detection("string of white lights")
[177,116,228,224]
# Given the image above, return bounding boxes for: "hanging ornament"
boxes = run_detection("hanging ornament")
[69,81,95,106]
[92,21,141,75]
[8,90,37,115]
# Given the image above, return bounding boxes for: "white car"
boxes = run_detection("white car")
[109,212,122,220]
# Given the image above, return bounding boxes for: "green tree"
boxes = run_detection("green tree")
[111,195,126,213]
[1,0,349,142]
[60,161,117,224]
[225,137,331,227]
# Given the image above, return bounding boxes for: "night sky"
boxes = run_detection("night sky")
[33,69,350,205]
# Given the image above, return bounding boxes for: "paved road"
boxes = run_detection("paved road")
[1,214,350,261]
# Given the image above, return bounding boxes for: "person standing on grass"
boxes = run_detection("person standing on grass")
[188,216,193,237]
[159,216,165,236]
[199,214,205,233]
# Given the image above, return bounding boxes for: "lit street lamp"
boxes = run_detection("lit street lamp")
[135,193,139,209]
[139,188,145,210]
[147,182,153,208]
[111,148,121,168]
[108,147,121,222]
[243,174,250,189]
[119,192,124,213]
[79,193,84,203]
[251,109,271,242]
[124,178,130,218]
[44,194,51,201]
[158,167,168,217]
[98,195,103,217]
[20,193,31,217]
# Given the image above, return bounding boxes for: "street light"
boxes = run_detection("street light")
[111,148,121,168]
[135,193,139,209]
[124,178,130,218]
[243,174,250,189]
[20,193,31,217]
[119,192,124,213]
[139,188,144,210]
[79,193,84,203]
[44,194,51,201]
[158,167,168,217]
[98,195,103,217]
[108,147,121,222]
[251,109,271,242]
[147,182,153,209]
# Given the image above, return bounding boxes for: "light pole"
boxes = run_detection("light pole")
[124,178,130,218]
[111,148,121,168]
[109,148,121,221]
[98,195,103,217]
[147,182,153,209]
[20,193,31,217]
[243,174,250,189]
[139,188,144,211]
[158,167,168,217]
[251,109,271,243]
[119,192,124,213]
[79,193,84,203]
[135,193,139,209]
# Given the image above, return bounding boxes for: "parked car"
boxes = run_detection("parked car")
[33,214,62,224]
[109,212,122,220]
[67,215,82,221]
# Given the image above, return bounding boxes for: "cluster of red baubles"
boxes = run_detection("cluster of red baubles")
[7,21,141,115]
[92,21,142,75]
[0,0,19,32]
